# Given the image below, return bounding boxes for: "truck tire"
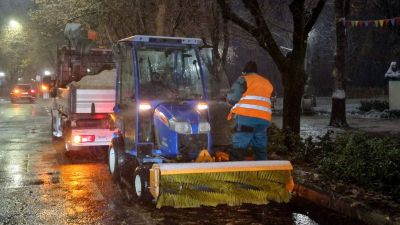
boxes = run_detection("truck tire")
[132,165,153,204]
[51,115,55,139]
[51,113,61,141]
[63,121,71,151]
[108,138,125,183]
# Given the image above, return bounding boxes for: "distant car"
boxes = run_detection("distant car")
[10,84,37,103]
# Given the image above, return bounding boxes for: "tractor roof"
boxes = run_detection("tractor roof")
[118,35,202,46]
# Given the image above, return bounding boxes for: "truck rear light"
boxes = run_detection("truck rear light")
[73,135,95,143]
[30,89,36,94]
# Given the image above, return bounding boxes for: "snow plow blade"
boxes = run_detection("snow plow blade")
[149,160,294,208]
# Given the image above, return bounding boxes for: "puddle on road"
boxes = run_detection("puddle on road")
[293,213,319,225]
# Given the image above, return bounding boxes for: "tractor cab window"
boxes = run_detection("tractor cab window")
[117,43,135,106]
[136,46,204,100]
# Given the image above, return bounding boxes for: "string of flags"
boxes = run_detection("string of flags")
[338,17,400,28]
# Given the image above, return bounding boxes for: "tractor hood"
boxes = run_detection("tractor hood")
[153,101,210,135]
[155,102,204,124]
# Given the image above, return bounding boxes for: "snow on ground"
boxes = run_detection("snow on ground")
[272,96,400,140]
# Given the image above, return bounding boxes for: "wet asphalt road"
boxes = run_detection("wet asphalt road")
[0,99,365,225]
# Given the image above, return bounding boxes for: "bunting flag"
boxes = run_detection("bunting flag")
[339,16,400,28]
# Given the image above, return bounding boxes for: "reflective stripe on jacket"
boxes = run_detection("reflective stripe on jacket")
[228,74,273,121]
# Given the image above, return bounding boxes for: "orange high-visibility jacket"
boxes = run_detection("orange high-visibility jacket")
[228,73,273,121]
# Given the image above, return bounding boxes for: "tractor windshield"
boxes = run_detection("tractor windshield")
[136,46,204,100]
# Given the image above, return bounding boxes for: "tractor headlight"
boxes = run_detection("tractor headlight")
[169,119,192,134]
[198,122,211,133]
[196,102,208,111]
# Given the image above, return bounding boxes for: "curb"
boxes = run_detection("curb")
[293,180,399,225]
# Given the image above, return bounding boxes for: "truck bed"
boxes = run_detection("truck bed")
[54,69,116,114]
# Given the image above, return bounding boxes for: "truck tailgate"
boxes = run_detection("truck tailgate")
[75,89,115,113]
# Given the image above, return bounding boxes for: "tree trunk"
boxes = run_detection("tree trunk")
[330,0,350,127]
[282,64,306,134]
[156,1,166,36]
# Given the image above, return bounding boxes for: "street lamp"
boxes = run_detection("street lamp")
[9,20,21,30]
[0,72,5,77]
[44,70,51,76]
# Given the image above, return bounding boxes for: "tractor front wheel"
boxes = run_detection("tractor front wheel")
[108,138,125,183]
[132,166,152,204]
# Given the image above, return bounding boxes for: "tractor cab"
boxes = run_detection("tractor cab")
[112,35,211,163]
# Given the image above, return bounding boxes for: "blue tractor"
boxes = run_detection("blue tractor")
[108,35,293,208]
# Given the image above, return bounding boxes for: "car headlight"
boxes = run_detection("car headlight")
[198,122,211,133]
[169,119,192,134]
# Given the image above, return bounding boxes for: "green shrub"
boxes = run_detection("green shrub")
[317,133,400,198]
[359,100,389,112]
[268,124,304,157]
[268,124,289,154]
[268,127,400,200]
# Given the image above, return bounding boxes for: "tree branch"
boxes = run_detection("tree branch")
[216,0,258,37]
[242,0,286,65]
[217,0,286,68]
[304,0,327,36]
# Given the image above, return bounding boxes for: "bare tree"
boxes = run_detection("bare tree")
[329,0,350,127]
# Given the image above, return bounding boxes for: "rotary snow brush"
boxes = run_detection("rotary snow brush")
[149,161,294,208]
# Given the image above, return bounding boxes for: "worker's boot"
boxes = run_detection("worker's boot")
[253,147,267,160]
[229,148,246,161]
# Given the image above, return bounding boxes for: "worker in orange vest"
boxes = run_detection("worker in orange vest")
[227,61,273,161]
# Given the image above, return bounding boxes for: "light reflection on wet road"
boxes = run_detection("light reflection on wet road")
[0,100,364,225]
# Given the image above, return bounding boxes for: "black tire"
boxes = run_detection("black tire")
[120,157,139,203]
[108,138,125,183]
[63,121,71,154]
[65,150,75,159]
[132,165,153,204]
[51,115,58,141]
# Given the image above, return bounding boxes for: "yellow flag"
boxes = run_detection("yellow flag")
[379,20,384,27]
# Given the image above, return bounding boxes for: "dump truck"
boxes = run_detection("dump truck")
[51,69,116,156]
[108,35,294,208]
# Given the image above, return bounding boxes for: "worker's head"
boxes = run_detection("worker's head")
[242,61,258,75]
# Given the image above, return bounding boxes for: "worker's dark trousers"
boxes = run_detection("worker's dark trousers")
[230,122,270,161]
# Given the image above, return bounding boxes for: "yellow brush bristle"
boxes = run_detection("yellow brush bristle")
[156,170,292,208]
